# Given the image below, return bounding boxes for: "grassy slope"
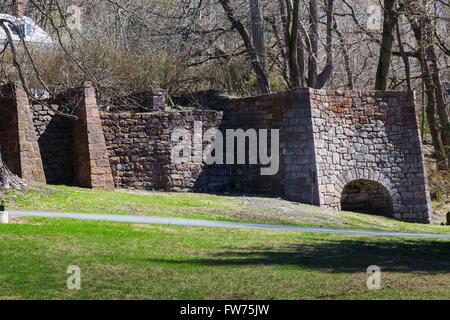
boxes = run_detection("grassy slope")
[0,218,448,300]
[4,185,450,235]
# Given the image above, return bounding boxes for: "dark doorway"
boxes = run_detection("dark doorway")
[341,180,393,217]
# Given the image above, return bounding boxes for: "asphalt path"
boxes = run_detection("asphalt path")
[8,210,450,239]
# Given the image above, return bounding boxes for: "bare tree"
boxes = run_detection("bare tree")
[307,0,334,89]
[375,0,400,90]
[0,0,448,188]
[219,0,270,94]
[404,0,449,167]
[249,0,267,75]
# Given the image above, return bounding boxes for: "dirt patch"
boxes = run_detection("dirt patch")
[9,217,42,225]
[0,296,24,300]
[116,189,217,198]
[1,183,59,204]
[241,197,345,226]
[29,183,60,195]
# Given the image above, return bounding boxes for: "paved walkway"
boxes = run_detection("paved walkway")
[9,210,450,239]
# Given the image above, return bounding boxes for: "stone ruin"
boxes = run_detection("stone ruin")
[0,82,432,223]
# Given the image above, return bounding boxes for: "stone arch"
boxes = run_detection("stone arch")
[340,180,393,216]
[334,169,398,217]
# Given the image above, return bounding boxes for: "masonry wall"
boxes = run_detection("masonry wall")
[99,88,431,222]
[101,111,224,191]
[0,82,432,223]
[282,89,318,204]
[32,104,74,185]
[0,95,21,176]
[309,89,431,223]
[72,84,114,190]
[168,112,224,191]
[0,83,46,183]
[100,90,296,195]
[0,83,114,189]
[204,91,292,195]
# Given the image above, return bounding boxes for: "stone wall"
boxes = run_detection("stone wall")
[72,84,114,190]
[308,89,431,223]
[101,111,224,191]
[0,95,21,176]
[0,82,114,189]
[212,90,295,195]
[0,82,432,223]
[101,90,296,196]
[282,89,318,204]
[99,87,431,223]
[0,83,46,183]
[32,104,74,185]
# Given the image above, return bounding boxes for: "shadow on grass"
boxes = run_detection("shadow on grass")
[149,238,450,274]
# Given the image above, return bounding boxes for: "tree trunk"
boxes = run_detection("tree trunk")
[249,0,267,75]
[297,31,306,87]
[317,0,334,89]
[278,0,302,89]
[395,20,411,91]
[219,0,270,94]
[269,10,290,87]
[406,0,449,168]
[409,29,447,167]
[288,0,301,88]
[307,0,334,89]
[375,0,398,90]
[334,18,353,89]
[307,0,319,88]
[422,57,447,168]
[426,41,450,154]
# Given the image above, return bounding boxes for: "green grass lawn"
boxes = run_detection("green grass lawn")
[0,217,448,300]
[4,184,450,235]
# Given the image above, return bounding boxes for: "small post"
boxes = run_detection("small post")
[0,201,8,224]
[115,163,122,189]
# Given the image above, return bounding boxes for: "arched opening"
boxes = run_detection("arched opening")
[341,180,393,217]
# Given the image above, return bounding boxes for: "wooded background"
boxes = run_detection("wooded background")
[0,0,448,170]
